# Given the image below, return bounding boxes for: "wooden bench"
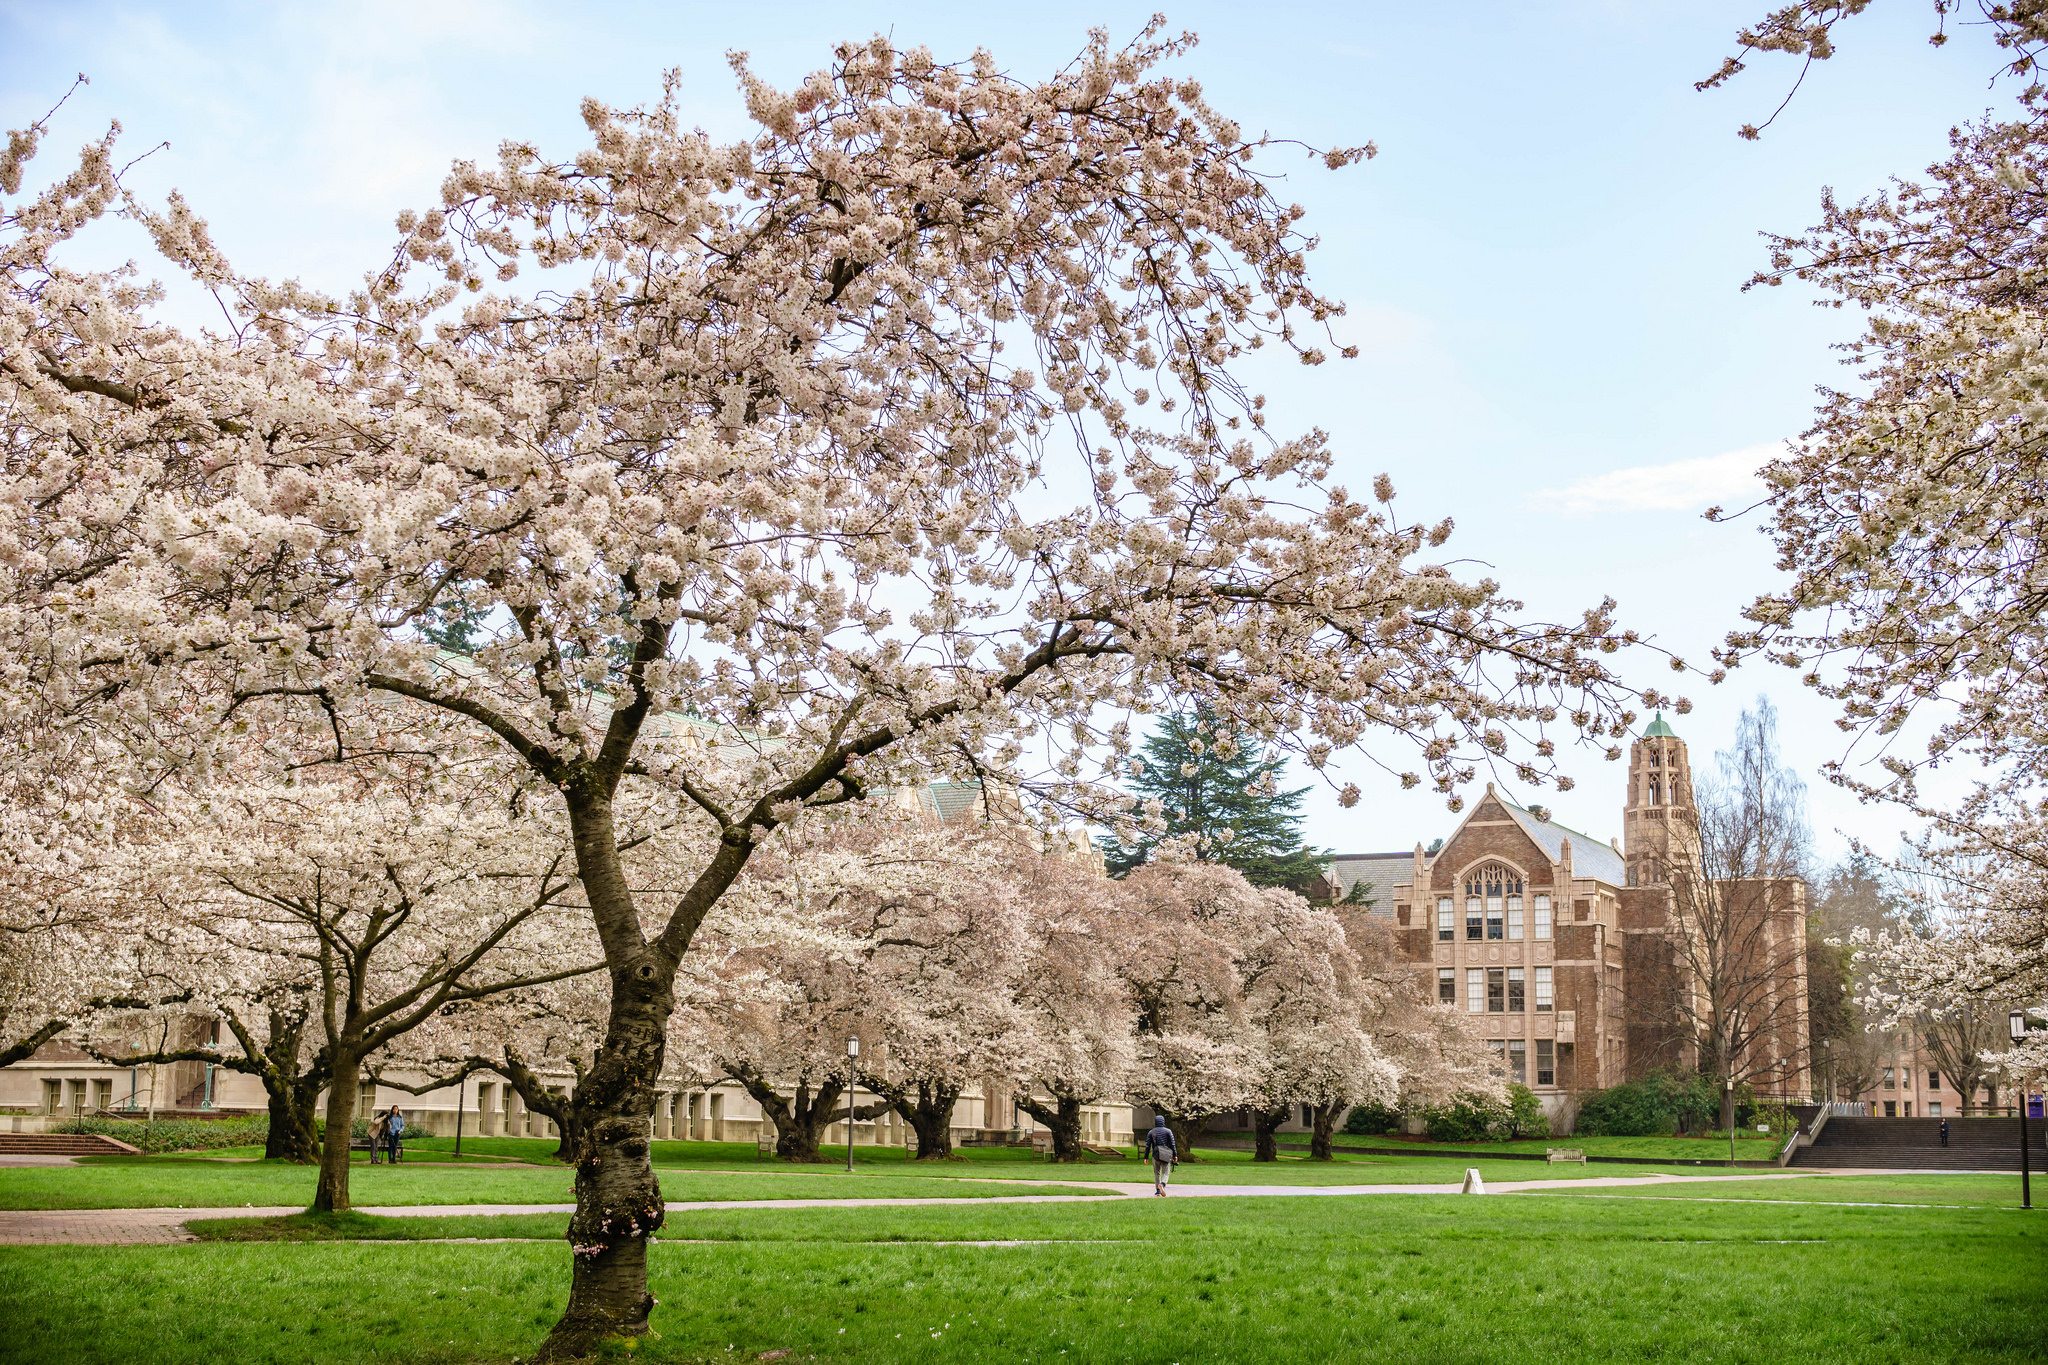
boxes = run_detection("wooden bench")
[1544,1147,1588,1165]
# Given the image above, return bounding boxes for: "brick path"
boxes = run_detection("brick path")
[0,1170,1836,1247]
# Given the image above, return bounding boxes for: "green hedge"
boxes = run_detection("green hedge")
[54,1113,270,1154]
[1341,1101,1402,1136]
[1421,1091,1511,1142]
[1575,1071,1731,1137]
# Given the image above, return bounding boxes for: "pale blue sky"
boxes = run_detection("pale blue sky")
[0,2,2008,863]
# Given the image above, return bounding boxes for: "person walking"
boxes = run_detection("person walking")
[367,1108,388,1164]
[1142,1115,1178,1196]
[384,1106,407,1165]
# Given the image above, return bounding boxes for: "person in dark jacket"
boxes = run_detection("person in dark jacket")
[1939,1118,1950,1148]
[384,1106,407,1164]
[1142,1117,1177,1196]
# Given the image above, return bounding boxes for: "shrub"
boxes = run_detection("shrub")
[1575,1073,1691,1137]
[55,1113,270,1154]
[1341,1101,1401,1136]
[1669,1072,1724,1134]
[1748,1098,1795,1138]
[1422,1091,1510,1143]
[1575,1070,1750,1137]
[1505,1084,1549,1139]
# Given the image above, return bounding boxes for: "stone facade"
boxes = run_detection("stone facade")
[1327,718,1812,1122]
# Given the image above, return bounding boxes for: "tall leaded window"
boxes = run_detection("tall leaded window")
[1466,968,1485,1014]
[1533,894,1553,940]
[1507,894,1524,941]
[1438,968,1455,1004]
[1486,967,1506,1013]
[1466,864,1522,943]
[1534,966,1554,1012]
[1508,1040,1527,1084]
[1507,967,1526,1013]
[1437,897,1454,942]
[1536,1039,1556,1086]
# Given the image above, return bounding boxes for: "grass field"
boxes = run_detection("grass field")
[1293,1132,1786,1160]
[0,1137,1788,1211]
[0,1155,1118,1210]
[2,1179,2037,1363]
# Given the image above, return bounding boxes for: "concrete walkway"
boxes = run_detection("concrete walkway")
[0,1169,1843,1248]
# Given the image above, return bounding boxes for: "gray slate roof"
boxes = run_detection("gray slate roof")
[1322,852,1413,916]
[1498,798,1628,888]
[918,780,986,823]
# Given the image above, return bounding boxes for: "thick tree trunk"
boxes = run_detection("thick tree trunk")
[1165,1114,1200,1162]
[735,1072,846,1163]
[539,964,672,1361]
[1308,1102,1344,1161]
[551,1108,584,1162]
[1017,1094,1085,1161]
[892,1082,959,1160]
[264,1077,321,1163]
[311,1054,359,1213]
[1252,1106,1287,1162]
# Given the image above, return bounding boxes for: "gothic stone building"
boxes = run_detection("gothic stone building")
[1325,718,1811,1121]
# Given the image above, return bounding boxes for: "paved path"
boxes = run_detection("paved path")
[0,1169,1844,1248]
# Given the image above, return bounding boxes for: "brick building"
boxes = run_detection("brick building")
[1324,717,1811,1123]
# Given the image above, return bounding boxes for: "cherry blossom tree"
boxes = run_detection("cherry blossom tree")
[105,749,599,1211]
[1,28,1663,1353]
[1117,859,1271,1155]
[1237,900,1396,1161]
[695,832,888,1163]
[850,828,1032,1160]
[1701,2,2048,139]
[1707,13,2048,1096]
[1007,841,1137,1162]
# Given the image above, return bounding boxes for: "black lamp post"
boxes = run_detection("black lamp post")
[845,1037,861,1174]
[1725,1077,1736,1164]
[2011,1009,2033,1211]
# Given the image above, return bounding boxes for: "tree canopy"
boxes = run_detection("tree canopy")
[1102,705,1329,890]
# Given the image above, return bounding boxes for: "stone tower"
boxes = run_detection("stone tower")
[1622,712,1699,886]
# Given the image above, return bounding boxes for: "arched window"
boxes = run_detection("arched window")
[1648,776,1662,805]
[1464,863,1522,942]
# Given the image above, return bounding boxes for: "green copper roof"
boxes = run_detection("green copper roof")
[1643,711,1677,739]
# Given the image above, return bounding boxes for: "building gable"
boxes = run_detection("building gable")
[1429,791,1555,890]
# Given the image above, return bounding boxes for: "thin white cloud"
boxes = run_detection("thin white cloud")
[1533,441,1785,516]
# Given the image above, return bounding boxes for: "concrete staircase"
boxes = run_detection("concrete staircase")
[1790,1116,2044,1171]
[0,1133,141,1157]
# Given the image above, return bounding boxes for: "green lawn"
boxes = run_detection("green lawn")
[0,1154,1111,1211]
[0,1139,1776,1211]
[1292,1132,1786,1160]
[3,1183,2038,1363]
[1552,1172,2033,1208]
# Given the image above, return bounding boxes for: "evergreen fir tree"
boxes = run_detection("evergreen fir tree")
[1104,705,1329,890]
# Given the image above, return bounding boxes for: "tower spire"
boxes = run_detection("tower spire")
[1622,715,1697,886]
